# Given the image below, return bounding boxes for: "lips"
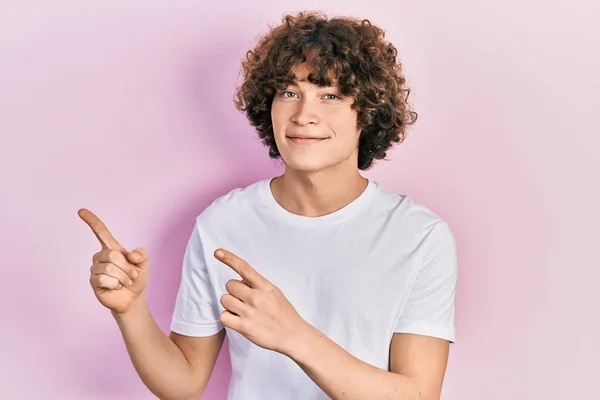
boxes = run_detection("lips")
[286,135,325,139]
[287,136,327,144]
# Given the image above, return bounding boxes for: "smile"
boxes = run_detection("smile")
[286,136,328,144]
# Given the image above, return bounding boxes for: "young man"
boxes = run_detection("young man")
[80,11,458,400]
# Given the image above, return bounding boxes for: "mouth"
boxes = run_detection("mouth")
[286,136,328,144]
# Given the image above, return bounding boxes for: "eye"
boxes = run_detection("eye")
[279,91,297,98]
[323,94,340,100]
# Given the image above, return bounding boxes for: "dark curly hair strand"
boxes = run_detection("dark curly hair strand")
[234,11,418,170]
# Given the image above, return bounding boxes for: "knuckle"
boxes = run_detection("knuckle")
[98,275,108,286]
[99,274,116,288]
[104,263,116,275]
[123,263,134,275]
[249,293,262,308]
[238,318,250,331]
[225,279,236,292]
[93,251,105,264]
[107,249,124,264]
[220,294,229,306]
[134,249,145,261]
[219,311,227,323]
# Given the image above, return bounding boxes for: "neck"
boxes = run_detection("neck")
[270,166,368,218]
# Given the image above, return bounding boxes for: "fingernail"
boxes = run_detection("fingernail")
[131,252,140,262]
[128,280,133,286]
[215,250,224,258]
[132,270,138,278]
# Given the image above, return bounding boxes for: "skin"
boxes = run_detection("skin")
[80,208,224,400]
[269,63,369,218]
[79,62,450,400]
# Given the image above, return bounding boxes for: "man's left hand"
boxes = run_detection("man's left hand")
[214,248,311,355]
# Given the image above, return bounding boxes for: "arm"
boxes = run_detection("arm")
[79,209,225,400]
[113,295,225,400]
[286,221,457,399]
[214,220,457,399]
[288,223,458,400]
[288,327,449,400]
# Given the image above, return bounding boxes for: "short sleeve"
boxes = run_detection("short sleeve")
[394,221,458,342]
[170,220,224,336]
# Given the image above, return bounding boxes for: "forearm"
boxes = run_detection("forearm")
[288,325,421,400]
[112,296,200,400]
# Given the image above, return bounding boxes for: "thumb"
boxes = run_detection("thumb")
[127,247,149,268]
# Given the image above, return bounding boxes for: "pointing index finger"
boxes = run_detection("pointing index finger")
[78,208,125,250]
[215,249,266,287]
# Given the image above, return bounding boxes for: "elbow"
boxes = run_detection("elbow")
[156,390,204,400]
[152,382,207,400]
[389,376,434,400]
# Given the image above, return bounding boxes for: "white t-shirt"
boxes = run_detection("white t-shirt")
[170,177,458,400]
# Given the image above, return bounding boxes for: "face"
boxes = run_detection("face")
[270,63,362,173]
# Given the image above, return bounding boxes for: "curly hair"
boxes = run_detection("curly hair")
[234,11,418,170]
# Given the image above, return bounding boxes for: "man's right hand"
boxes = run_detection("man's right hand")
[78,208,149,314]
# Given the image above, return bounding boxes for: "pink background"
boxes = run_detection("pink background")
[1,1,599,399]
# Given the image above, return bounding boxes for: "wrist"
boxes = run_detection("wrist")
[112,294,148,320]
[283,321,320,362]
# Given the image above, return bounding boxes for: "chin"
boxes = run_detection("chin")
[280,156,330,173]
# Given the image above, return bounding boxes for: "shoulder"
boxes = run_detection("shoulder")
[194,178,270,230]
[371,182,456,250]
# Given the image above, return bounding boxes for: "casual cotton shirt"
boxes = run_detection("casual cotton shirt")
[171,178,458,399]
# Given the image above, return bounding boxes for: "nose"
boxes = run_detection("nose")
[291,98,320,126]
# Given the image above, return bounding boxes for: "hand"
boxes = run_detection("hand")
[79,208,149,314]
[214,249,310,355]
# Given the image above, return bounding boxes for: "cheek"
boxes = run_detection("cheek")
[330,108,358,130]
[333,117,360,141]
[270,104,286,133]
